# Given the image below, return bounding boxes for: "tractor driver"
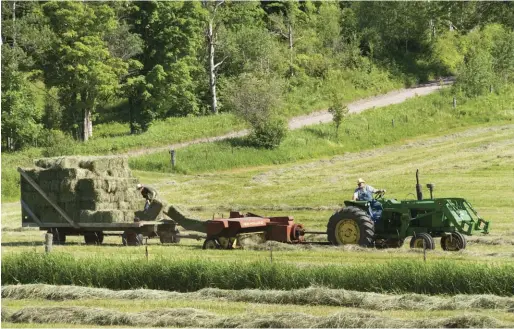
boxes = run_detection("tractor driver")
[136,183,158,212]
[352,178,386,201]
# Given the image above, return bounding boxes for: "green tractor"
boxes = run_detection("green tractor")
[327,170,490,251]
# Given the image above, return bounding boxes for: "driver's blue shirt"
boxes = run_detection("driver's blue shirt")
[353,185,378,201]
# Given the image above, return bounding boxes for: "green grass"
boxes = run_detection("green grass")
[2,252,513,295]
[0,73,404,202]
[1,114,244,201]
[129,86,514,174]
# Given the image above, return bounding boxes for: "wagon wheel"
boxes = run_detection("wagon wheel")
[409,233,435,250]
[327,206,374,247]
[202,238,220,250]
[122,231,144,246]
[48,228,66,245]
[441,232,467,251]
[84,231,104,245]
[159,230,181,244]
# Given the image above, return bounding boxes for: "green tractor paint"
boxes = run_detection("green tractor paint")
[327,170,490,251]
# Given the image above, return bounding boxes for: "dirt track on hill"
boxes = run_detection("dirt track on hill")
[126,79,453,157]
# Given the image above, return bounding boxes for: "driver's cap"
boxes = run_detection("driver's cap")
[357,178,365,184]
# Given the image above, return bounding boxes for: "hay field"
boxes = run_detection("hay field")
[2,123,514,327]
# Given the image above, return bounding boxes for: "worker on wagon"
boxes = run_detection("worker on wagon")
[352,178,385,201]
[136,184,158,212]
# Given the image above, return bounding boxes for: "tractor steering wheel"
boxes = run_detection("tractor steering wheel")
[374,190,386,200]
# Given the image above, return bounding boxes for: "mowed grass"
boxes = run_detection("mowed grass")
[2,123,514,328]
[129,86,514,174]
[2,299,513,328]
[2,123,514,266]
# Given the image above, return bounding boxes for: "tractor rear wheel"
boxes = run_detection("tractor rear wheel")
[409,233,435,250]
[203,238,220,249]
[327,207,374,247]
[441,232,467,251]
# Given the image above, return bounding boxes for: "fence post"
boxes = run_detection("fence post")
[453,97,457,109]
[423,239,427,263]
[392,119,395,128]
[145,238,149,261]
[269,241,273,264]
[45,233,53,253]
[490,85,493,93]
[170,149,176,169]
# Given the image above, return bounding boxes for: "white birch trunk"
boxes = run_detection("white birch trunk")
[208,19,218,115]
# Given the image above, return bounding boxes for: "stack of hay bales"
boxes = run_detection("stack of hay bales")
[21,156,145,224]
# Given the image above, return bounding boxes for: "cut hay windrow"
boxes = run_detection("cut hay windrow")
[2,253,514,296]
[3,306,503,328]
[3,284,514,311]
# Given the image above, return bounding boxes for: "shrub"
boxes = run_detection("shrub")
[224,73,288,149]
[40,129,77,157]
[249,118,288,149]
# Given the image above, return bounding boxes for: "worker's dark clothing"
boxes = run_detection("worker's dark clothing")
[140,186,157,211]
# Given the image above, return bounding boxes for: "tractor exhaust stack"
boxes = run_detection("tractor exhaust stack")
[416,169,423,200]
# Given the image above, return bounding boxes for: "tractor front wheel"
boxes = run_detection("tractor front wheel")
[409,233,435,250]
[327,207,374,247]
[441,232,467,251]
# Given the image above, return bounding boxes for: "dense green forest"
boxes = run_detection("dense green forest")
[2,1,513,152]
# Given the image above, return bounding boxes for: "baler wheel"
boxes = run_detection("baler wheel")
[327,206,374,247]
[218,237,236,249]
[409,233,435,250]
[203,238,220,249]
[441,232,467,251]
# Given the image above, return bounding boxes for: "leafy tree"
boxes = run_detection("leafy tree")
[42,2,128,141]
[265,0,306,77]
[129,1,206,124]
[1,56,43,150]
[1,1,44,150]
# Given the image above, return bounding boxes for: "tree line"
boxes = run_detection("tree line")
[2,1,513,151]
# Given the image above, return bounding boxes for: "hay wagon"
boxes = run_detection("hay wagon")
[18,156,201,246]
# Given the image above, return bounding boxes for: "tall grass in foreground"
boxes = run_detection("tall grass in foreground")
[2,253,513,295]
[129,86,514,174]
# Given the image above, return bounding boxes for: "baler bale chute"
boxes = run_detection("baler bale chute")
[327,170,490,251]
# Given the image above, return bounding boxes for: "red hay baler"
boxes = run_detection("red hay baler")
[202,211,305,249]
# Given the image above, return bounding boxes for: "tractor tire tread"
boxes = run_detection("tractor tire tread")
[410,232,435,250]
[327,206,375,247]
